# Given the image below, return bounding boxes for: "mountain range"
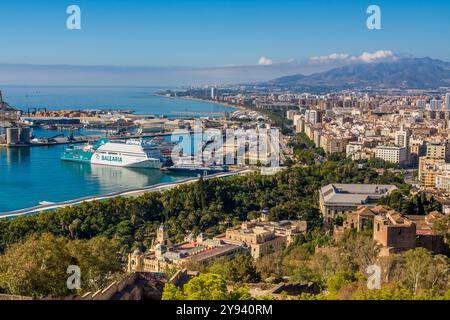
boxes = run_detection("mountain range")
[264,57,450,89]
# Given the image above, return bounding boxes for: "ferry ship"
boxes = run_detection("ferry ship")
[61,138,163,169]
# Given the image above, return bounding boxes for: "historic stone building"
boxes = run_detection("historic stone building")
[319,183,398,225]
[214,212,307,259]
[128,224,243,273]
[334,205,448,256]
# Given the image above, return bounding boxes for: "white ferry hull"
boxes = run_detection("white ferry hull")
[91,153,162,169]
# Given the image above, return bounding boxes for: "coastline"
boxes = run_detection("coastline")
[153,92,249,112]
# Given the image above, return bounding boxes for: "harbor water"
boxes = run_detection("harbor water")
[0,87,233,213]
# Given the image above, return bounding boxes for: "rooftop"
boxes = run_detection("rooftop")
[321,184,398,205]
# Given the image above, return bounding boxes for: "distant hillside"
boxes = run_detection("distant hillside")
[266,58,450,89]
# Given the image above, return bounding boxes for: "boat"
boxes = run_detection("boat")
[61,138,163,169]
[166,156,228,174]
[43,124,58,130]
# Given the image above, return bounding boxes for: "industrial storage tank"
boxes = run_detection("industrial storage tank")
[6,127,19,145]
[19,127,31,144]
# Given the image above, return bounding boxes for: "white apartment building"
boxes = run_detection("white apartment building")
[436,163,450,192]
[395,126,410,149]
[346,142,362,160]
[375,145,408,165]
[305,109,322,125]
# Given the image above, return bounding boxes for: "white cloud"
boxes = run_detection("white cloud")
[309,50,397,64]
[352,50,397,63]
[309,53,350,63]
[258,57,273,65]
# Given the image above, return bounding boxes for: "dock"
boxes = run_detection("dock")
[0,132,174,148]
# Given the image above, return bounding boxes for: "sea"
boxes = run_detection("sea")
[0,86,234,213]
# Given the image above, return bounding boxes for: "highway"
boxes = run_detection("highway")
[0,169,253,219]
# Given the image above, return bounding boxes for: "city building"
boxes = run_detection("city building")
[445,93,450,111]
[346,142,363,160]
[334,205,448,256]
[374,145,408,165]
[320,135,348,155]
[319,184,398,224]
[214,212,307,259]
[419,157,446,189]
[128,224,243,273]
[417,99,426,110]
[430,99,442,111]
[305,109,322,125]
[373,210,417,256]
[426,142,449,161]
[211,87,217,99]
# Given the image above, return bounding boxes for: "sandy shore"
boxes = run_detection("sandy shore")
[153,92,249,112]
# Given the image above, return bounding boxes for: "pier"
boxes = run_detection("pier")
[0,169,253,219]
[0,131,173,148]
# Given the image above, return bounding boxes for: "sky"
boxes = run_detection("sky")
[0,0,449,85]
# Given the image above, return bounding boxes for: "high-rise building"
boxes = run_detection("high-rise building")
[416,99,426,110]
[305,109,322,125]
[0,90,4,111]
[210,87,217,99]
[395,125,410,148]
[445,93,450,111]
[430,99,442,111]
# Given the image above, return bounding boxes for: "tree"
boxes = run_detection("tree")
[388,248,449,295]
[326,271,360,295]
[66,236,122,292]
[0,233,123,298]
[0,233,72,298]
[256,251,284,281]
[432,216,450,245]
[337,234,381,274]
[224,255,261,283]
[351,284,415,300]
[161,283,185,300]
[228,286,253,300]
[183,273,229,300]
[162,274,253,301]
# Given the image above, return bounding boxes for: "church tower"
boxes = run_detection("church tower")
[156,223,171,247]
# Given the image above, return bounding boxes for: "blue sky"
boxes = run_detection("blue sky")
[0,0,449,85]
